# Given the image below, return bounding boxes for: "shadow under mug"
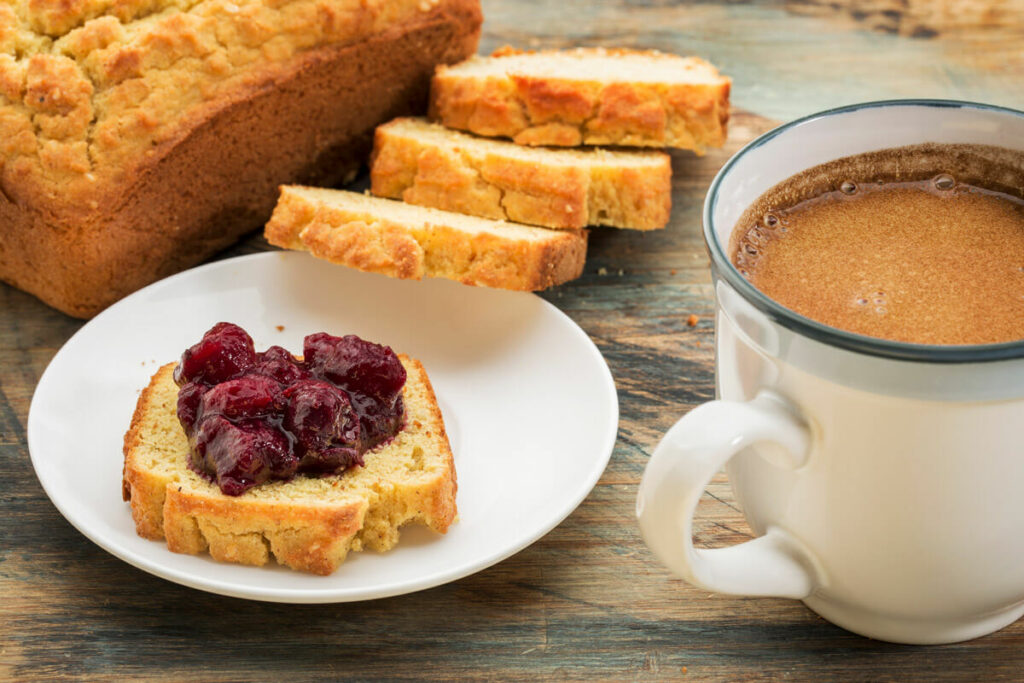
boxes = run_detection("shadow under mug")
[636,100,1024,645]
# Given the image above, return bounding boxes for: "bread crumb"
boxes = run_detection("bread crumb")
[687,314,699,327]
[618,269,624,276]
[670,269,677,275]
[598,267,608,276]
[276,325,285,332]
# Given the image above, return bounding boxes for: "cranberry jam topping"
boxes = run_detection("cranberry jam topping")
[174,323,407,496]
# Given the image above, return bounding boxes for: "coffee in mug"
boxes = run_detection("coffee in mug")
[731,143,1024,345]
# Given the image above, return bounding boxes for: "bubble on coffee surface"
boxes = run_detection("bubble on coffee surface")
[933,174,955,191]
[853,290,886,312]
[840,181,857,195]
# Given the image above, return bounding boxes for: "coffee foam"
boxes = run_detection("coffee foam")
[730,143,1024,260]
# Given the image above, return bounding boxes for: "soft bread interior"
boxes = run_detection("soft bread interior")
[282,186,566,241]
[380,117,668,168]
[441,48,726,84]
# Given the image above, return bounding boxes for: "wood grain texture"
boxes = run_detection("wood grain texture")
[788,0,1024,37]
[4,2,1024,680]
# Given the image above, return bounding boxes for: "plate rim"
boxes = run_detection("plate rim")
[27,251,619,603]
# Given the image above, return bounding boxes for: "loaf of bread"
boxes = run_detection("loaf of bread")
[429,47,730,151]
[0,0,481,318]
[265,185,588,290]
[122,358,457,575]
[371,117,672,230]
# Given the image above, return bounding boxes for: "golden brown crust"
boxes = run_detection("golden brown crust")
[265,186,589,291]
[0,0,482,318]
[370,118,671,230]
[162,486,366,574]
[122,357,457,575]
[429,47,730,152]
[301,219,427,281]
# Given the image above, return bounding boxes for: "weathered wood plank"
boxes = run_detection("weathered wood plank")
[789,0,1024,37]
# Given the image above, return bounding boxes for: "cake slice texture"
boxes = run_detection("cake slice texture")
[371,117,671,230]
[122,358,457,575]
[429,47,731,152]
[265,186,587,290]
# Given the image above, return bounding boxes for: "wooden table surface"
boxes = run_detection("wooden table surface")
[3,2,1024,680]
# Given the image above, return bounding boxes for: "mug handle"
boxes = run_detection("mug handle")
[636,391,819,599]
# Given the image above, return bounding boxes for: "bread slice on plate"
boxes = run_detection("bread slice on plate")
[265,186,587,291]
[371,117,671,230]
[429,47,731,152]
[122,358,456,575]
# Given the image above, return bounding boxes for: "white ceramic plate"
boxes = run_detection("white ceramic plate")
[28,252,618,603]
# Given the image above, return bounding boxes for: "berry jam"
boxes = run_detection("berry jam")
[173,323,407,496]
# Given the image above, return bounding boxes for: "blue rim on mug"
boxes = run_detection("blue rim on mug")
[703,99,1024,364]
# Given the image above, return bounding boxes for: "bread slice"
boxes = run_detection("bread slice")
[265,186,587,291]
[429,47,731,152]
[371,117,671,230]
[122,358,456,575]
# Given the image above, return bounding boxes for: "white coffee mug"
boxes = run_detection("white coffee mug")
[636,100,1024,645]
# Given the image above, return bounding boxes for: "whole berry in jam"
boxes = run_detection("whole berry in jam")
[174,322,256,386]
[176,323,406,496]
[283,379,360,456]
[193,416,290,497]
[200,375,281,421]
[304,333,406,401]
[355,394,407,450]
[253,345,312,385]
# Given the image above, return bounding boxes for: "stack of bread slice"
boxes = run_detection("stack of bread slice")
[265,47,731,291]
